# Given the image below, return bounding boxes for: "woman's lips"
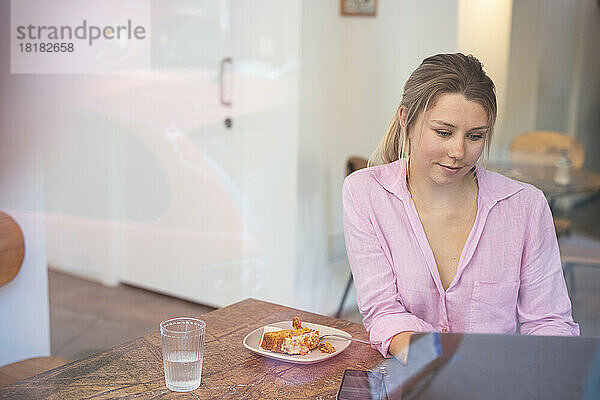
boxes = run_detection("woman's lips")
[438,164,462,174]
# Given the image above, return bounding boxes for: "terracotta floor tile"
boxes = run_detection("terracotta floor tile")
[55,317,153,361]
[50,306,98,358]
[49,270,215,361]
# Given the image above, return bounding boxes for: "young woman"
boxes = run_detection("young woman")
[342,53,579,359]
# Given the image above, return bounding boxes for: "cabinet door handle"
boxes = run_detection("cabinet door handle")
[220,57,232,106]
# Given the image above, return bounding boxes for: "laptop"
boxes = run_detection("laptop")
[376,332,599,400]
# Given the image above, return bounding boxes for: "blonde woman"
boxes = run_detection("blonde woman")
[342,53,579,360]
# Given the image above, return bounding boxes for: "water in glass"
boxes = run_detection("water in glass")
[163,350,203,391]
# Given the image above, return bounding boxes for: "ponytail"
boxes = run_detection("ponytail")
[369,112,403,166]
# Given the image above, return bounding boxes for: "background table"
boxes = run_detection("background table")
[0,298,383,399]
[487,162,600,202]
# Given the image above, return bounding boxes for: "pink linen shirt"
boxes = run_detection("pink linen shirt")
[342,160,579,357]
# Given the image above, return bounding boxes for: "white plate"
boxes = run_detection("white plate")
[243,321,352,364]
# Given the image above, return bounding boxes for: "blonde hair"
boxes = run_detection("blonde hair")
[369,53,497,167]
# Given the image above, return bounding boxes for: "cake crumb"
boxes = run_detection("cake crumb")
[318,341,336,354]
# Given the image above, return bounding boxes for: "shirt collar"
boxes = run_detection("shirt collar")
[372,159,525,206]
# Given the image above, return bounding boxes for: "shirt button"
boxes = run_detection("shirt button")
[441,327,449,333]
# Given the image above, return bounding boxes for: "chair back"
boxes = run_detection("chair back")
[0,211,25,287]
[509,131,585,169]
[346,156,368,177]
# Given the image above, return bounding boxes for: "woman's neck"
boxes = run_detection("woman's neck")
[407,163,478,213]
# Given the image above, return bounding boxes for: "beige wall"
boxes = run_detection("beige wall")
[502,0,542,158]
[570,0,600,172]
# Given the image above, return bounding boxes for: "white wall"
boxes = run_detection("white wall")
[457,0,514,160]
[0,0,51,365]
[297,0,344,311]
[319,0,459,265]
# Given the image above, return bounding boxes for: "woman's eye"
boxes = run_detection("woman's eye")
[468,134,484,141]
[436,130,451,137]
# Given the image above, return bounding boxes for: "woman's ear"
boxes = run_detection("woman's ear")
[397,106,409,135]
[397,106,408,130]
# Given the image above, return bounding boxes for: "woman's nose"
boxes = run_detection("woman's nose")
[448,137,465,160]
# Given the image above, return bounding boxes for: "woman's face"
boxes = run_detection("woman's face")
[404,93,489,186]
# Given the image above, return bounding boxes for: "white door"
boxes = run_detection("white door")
[116,0,261,306]
[44,0,301,308]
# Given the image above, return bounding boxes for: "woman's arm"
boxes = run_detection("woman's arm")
[343,175,434,357]
[389,331,415,363]
[518,190,579,336]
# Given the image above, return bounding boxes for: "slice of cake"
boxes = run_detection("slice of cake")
[260,327,320,355]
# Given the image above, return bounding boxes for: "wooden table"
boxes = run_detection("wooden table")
[0,298,383,399]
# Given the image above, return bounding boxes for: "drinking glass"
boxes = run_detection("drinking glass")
[160,317,206,392]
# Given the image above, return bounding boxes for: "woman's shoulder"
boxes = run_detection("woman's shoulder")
[343,160,403,195]
[478,166,547,206]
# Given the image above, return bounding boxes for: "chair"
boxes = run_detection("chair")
[0,211,69,388]
[335,157,368,319]
[554,218,572,237]
[0,211,25,287]
[345,156,368,175]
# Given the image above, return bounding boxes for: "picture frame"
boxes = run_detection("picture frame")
[340,0,377,17]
